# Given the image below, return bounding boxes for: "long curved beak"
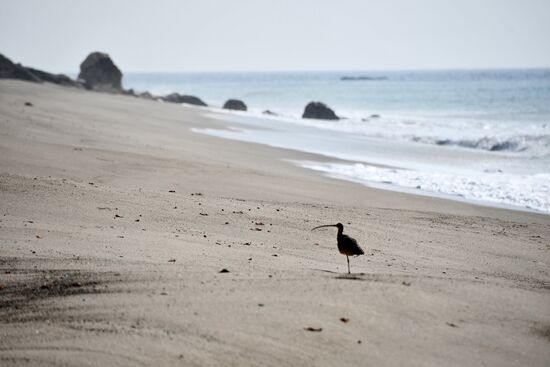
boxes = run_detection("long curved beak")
[311,224,337,231]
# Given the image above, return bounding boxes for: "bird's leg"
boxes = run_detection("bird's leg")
[347,256,350,274]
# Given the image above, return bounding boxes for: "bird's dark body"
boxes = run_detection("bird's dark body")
[337,233,364,256]
[312,222,364,274]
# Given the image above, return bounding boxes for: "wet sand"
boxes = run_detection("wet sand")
[1,79,549,366]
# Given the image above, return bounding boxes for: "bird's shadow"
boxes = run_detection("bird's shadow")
[312,268,367,280]
[335,274,367,281]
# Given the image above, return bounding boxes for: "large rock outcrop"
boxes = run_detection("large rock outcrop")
[162,93,207,106]
[78,52,122,92]
[223,99,247,111]
[1,53,79,86]
[302,101,339,120]
[25,67,79,87]
[1,54,40,82]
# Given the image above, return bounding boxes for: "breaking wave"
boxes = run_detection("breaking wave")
[410,134,550,155]
[301,162,550,213]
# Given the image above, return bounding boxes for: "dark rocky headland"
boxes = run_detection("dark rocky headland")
[2,52,345,120]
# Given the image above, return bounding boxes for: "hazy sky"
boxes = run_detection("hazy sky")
[1,0,549,73]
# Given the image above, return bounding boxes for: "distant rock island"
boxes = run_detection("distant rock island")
[340,75,388,81]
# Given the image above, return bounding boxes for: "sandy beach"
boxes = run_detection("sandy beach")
[1,79,549,366]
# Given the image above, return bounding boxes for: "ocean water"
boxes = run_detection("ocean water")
[123,70,550,213]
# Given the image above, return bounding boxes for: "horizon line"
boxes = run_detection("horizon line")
[62,65,550,75]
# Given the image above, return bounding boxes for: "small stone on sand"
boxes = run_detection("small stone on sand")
[304,327,322,332]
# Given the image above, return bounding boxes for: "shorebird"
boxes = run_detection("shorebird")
[312,223,364,274]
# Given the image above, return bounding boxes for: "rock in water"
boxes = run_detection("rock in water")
[162,93,208,106]
[78,52,122,92]
[302,101,339,120]
[223,99,247,111]
[179,95,207,107]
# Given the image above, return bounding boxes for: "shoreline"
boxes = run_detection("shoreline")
[300,161,548,216]
[1,78,548,221]
[1,79,549,366]
[3,51,548,215]
[192,108,550,215]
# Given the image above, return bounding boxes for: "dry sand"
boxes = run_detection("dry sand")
[1,79,549,366]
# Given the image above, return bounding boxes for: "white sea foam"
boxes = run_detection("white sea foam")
[301,162,550,213]
[239,107,550,157]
